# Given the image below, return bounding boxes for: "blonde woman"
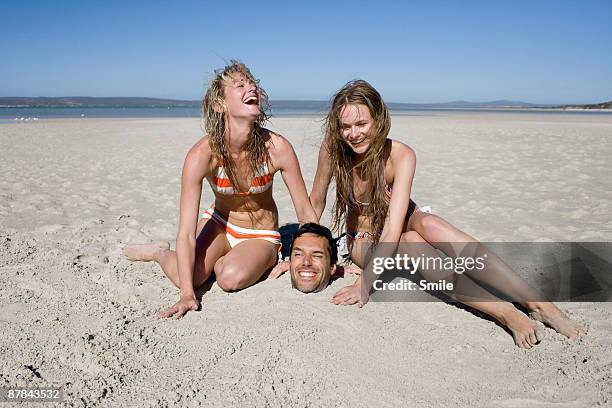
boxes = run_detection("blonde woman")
[125,61,317,318]
[309,80,585,348]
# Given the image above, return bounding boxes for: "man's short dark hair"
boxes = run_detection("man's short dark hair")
[290,223,338,264]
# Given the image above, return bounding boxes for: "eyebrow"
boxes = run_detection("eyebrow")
[292,247,325,255]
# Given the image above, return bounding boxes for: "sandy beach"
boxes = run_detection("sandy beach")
[1,112,611,407]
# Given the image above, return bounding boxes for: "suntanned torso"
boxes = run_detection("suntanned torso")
[193,128,289,230]
[346,139,412,235]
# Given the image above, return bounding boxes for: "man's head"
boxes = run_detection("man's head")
[289,223,337,293]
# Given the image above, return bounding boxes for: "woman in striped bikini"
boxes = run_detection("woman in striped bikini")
[307,79,585,348]
[124,61,317,319]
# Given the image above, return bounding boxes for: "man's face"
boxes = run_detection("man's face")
[290,233,335,293]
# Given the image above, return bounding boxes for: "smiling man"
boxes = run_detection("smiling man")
[289,223,337,293]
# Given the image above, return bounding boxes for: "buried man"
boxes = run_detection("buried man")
[285,223,338,293]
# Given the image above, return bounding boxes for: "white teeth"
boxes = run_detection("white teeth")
[244,96,257,104]
[299,271,316,278]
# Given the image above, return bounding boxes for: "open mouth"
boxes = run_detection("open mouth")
[298,269,318,280]
[243,95,258,105]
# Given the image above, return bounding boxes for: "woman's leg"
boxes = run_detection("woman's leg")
[408,211,586,339]
[124,217,231,288]
[214,239,279,291]
[398,231,541,349]
[348,232,540,348]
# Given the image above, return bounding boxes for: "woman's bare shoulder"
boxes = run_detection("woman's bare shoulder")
[389,139,416,161]
[265,128,294,155]
[184,135,216,173]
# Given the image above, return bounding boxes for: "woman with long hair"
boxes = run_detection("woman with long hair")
[309,79,585,348]
[124,61,317,319]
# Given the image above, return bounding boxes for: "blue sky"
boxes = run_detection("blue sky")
[1,0,611,104]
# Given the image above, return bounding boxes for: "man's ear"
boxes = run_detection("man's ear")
[330,263,337,277]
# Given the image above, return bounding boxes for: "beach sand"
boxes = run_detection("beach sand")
[1,113,611,407]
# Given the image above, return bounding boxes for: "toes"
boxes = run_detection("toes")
[535,326,545,343]
[528,328,540,346]
[521,337,532,349]
[514,333,533,349]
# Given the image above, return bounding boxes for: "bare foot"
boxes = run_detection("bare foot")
[497,304,543,349]
[123,241,170,262]
[528,302,587,340]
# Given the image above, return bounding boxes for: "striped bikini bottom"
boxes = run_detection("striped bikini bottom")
[201,208,281,249]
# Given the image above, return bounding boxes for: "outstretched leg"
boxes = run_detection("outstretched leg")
[123,217,231,288]
[408,212,586,339]
[123,241,170,262]
[399,231,543,349]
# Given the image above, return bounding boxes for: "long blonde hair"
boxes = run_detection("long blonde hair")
[201,60,270,190]
[324,80,391,243]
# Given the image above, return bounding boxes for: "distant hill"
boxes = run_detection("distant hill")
[557,101,612,110]
[0,97,199,108]
[274,99,544,110]
[1,97,610,110]
[388,100,541,109]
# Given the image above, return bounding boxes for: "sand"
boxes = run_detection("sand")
[1,113,611,407]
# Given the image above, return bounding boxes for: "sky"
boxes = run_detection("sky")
[1,0,611,104]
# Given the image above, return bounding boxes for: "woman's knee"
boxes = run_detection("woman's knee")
[415,214,449,237]
[216,263,248,292]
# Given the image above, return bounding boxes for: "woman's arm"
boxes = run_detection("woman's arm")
[310,140,333,222]
[270,134,318,225]
[159,142,210,318]
[331,141,416,306]
[378,141,416,243]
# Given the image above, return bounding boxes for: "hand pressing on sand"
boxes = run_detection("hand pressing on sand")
[268,260,290,279]
[157,295,199,319]
[331,277,365,307]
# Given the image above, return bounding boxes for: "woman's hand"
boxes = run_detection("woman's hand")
[157,295,199,319]
[336,264,362,277]
[268,260,290,279]
[330,277,367,307]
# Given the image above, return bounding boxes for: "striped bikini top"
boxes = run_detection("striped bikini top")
[210,160,273,195]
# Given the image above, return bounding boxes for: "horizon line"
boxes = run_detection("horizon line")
[2,96,611,107]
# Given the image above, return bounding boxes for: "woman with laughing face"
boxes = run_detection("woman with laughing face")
[308,80,585,348]
[124,61,317,318]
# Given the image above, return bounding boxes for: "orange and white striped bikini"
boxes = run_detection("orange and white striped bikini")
[210,161,273,195]
[204,160,281,248]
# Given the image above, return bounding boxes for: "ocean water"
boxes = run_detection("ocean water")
[0,106,327,121]
[1,106,611,123]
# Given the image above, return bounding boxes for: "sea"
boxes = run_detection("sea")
[1,105,611,124]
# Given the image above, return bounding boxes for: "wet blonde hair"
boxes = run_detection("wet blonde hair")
[201,60,270,190]
[324,80,391,243]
